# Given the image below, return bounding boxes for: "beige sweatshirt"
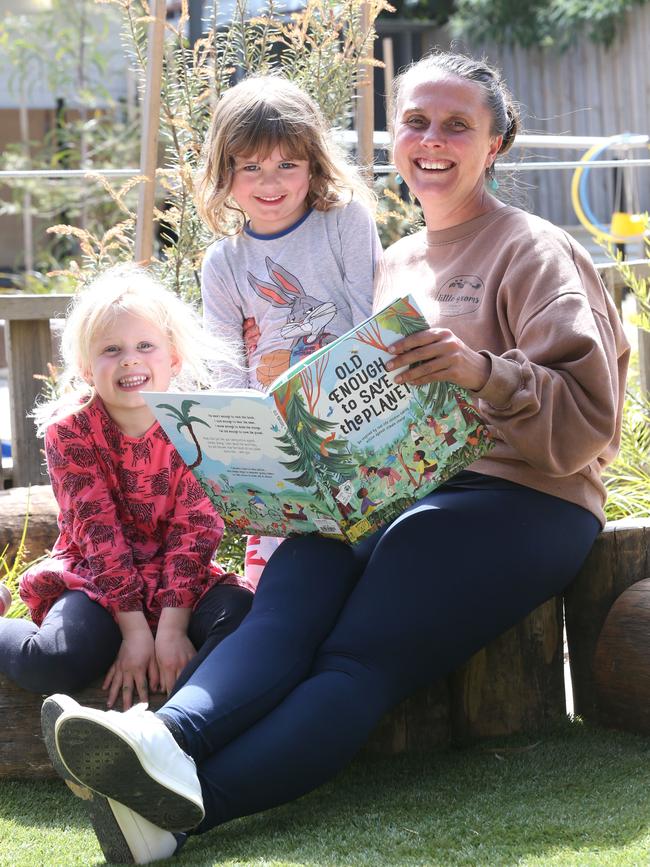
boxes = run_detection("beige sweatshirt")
[374,205,630,526]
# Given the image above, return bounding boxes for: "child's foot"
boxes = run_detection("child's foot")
[52,696,204,832]
[0,584,12,616]
[42,695,180,863]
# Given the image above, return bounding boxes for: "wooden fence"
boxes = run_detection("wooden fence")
[2,263,648,487]
[1,294,69,488]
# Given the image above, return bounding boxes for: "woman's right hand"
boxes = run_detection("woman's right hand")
[103,612,159,709]
[386,326,491,392]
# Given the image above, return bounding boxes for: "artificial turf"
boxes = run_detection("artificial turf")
[1,717,649,866]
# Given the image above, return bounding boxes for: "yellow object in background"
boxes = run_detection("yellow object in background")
[610,211,646,239]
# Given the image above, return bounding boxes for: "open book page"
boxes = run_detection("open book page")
[144,295,492,544]
[142,391,346,539]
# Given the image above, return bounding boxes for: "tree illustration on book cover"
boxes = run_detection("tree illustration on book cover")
[155,399,208,470]
[146,296,493,544]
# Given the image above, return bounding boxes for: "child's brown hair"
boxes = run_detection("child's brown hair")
[195,75,375,236]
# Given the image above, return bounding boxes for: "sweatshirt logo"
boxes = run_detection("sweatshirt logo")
[434,275,484,316]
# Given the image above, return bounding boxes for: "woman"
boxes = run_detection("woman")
[42,51,629,864]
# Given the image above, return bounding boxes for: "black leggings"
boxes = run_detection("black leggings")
[157,474,601,832]
[0,583,253,694]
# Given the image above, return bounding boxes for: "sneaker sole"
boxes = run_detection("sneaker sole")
[41,698,135,864]
[55,716,203,832]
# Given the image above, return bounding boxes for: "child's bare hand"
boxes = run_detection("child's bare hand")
[104,616,158,709]
[243,316,261,356]
[155,631,197,694]
[155,607,195,694]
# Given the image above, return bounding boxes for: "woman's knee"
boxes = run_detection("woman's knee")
[250,536,361,625]
[189,584,253,648]
[264,535,357,579]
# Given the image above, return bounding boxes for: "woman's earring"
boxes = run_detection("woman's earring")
[488,175,499,192]
[394,173,403,185]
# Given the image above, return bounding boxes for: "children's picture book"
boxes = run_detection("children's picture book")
[144,295,493,544]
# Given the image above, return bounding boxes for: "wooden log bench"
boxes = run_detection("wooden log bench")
[564,517,650,731]
[0,674,168,780]
[593,578,650,731]
[1,484,60,567]
[1,486,647,778]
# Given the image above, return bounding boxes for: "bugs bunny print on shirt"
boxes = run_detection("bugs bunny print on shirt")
[247,256,338,387]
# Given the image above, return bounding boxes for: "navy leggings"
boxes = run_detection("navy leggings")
[0,583,253,694]
[156,473,601,833]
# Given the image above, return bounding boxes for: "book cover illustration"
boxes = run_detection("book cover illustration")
[145,296,493,544]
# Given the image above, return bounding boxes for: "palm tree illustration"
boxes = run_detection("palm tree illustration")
[156,400,209,469]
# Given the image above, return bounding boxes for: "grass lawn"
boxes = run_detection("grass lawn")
[1,718,649,867]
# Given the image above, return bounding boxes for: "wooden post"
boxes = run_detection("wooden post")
[595,259,650,399]
[134,0,166,265]
[382,36,394,131]
[593,578,650,733]
[638,317,650,398]
[366,679,451,754]
[355,2,375,179]
[18,79,34,274]
[421,25,437,55]
[6,320,50,486]
[0,672,167,780]
[564,518,650,723]
[450,597,565,743]
[2,295,69,487]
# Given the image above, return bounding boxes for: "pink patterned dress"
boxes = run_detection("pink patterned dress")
[20,398,251,627]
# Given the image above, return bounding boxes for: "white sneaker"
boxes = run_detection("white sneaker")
[42,695,180,863]
[51,695,205,832]
[101,800,179,864]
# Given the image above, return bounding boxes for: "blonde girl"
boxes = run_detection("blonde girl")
[195,74,383,585]
[1,264,253,712]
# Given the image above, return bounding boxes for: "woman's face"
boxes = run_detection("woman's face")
[392,71,503,230]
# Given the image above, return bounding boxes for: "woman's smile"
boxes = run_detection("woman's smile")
[413,158,455,171]
[392,71,502,229]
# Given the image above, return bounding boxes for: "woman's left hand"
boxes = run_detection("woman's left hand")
[386,327,491,392]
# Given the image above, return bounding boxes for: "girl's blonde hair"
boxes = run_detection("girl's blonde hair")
[195,74,375,236]
[35,264,239,432]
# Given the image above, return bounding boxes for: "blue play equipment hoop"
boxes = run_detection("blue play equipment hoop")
[571,132,648,244]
